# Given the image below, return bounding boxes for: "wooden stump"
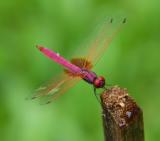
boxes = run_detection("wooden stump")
[100,86,144,141]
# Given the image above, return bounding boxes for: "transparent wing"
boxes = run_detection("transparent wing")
[31,72,81,104]
[31,73,68,99]
[85,18,126,66]
[44,76,81,104]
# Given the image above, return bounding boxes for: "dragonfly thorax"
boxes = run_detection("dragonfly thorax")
[81,69,105,88]
[81,69,97,84]
[93,76,105,88]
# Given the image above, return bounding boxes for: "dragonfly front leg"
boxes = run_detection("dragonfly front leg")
[93,87,101,103]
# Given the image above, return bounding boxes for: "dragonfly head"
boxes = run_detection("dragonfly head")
[93,76,105,88]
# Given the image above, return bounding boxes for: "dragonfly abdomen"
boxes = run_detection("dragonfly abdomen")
[37,46,81,73]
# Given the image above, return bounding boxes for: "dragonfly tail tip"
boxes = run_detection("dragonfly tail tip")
[36,45,43,51]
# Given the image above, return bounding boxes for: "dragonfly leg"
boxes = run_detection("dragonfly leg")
[93,87,101,104]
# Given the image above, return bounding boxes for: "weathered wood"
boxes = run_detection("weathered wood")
[100,86,144,141]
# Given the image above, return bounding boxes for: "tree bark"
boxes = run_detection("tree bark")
[100,86,144,141]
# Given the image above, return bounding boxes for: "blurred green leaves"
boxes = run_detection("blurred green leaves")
[0,0,160,141]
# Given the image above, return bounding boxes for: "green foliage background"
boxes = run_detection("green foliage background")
[0,0,160,141]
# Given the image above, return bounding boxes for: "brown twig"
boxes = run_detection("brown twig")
[100,86,144,141]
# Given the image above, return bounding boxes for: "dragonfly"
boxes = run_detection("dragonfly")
[32,18,126,104]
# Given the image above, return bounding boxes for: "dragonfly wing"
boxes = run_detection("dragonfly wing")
[31,73,69,99]
[43,76,81,104]
[31,72,81,104]
[70,58,93,70]
[86,18,126,66]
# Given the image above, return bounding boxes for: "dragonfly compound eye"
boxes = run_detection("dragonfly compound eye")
[94,76,105,88]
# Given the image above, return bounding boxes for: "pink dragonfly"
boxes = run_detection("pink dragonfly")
[32,18,126,104]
